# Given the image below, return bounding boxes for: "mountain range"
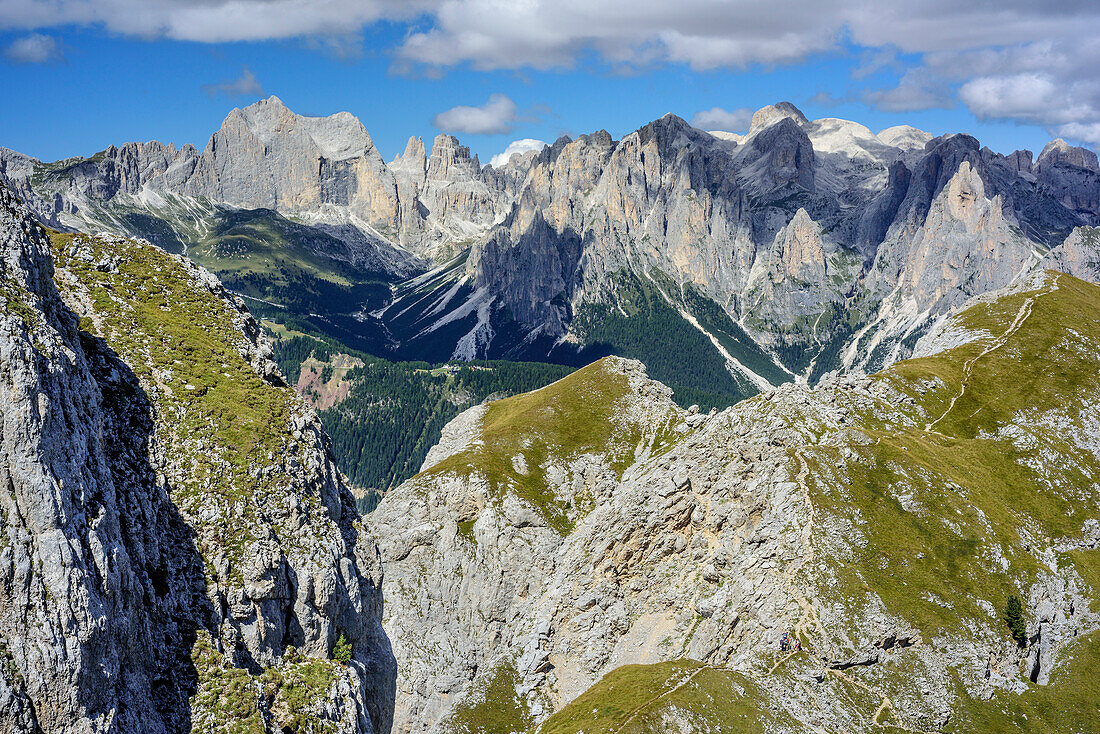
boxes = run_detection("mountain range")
[372,269,1100,733]
[2,93,1100,734]
[4,97,1098,410]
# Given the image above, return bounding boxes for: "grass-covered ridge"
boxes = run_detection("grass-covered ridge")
[538,660,796,734]
[537,272,1100,733]
[804,273,1100,642]
[47,229,313,581]
[421,357,681,534]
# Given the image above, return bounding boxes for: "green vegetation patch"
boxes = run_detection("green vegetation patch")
[190,632,342,734]
[48,230,305,581]
[539,660,797,734]
[423,358,680,534]
[189,208,391,318]
[947,632,1100,733]
[444,660,532,734]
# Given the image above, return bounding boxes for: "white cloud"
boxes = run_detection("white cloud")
[201,66,264,98]
[864,68,951,112]
[2,1,1100,149]
[433,94,518,135]
[689,107,752,132]
[959,74,1064,122]
[490,138,548,167]
[0,0,426,43]
[4,33,62,63]
[1056,122,1100,148]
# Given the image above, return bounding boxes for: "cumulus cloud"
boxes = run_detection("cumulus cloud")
[490,138,548,167]
[690,107,753,132]
[0,0,425,43]
[1056,122,1100,147]
[201,66,264,98]
[864,68,951,112]
[944,39,1100,147]
[2,1,1100,148]
[433,94,518,135]
[4,33,62,63]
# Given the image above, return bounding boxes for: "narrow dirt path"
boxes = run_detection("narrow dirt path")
[783,452,828,644]
[829,668,940,733]
[926,273,1060,433]
[608,664,714,734]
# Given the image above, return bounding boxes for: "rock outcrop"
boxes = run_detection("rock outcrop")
[390,134,512,261]
[4,98,1100,391]
[0,185,394,733]
[373,272,1100,732]
[374,102,1100,396]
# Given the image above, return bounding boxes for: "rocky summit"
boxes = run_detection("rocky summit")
[0,184,394,733]
[5,99,1100,412]
[373,271,1100,733]
[2,90,1100,734]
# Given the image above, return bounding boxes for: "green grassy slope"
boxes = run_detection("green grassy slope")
[422,357,682,534]
[539,661,796,734]
[49,230,305,578]
[430,272,1100,734]
[189,208,393,319]
[808,273,1100,638]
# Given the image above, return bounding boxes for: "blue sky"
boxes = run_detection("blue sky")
[1,2,1098,165]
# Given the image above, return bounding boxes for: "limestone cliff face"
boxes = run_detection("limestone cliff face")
[183,97,402,232]
[0,186,394,734]
[1036,138,1100,214]
[0,98,524,269]
[742,207,854,328]
[373,274,1100,731]
[1043,226,1100,281]
[869,160,1038,314]
[480,148,539,199]
[0,142,183,228]
[399,104,1100,378]
[390,134,512,261]
[467,116,758,335]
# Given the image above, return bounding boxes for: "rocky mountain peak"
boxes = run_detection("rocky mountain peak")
[391,136,428,187]
[744,116,815,192]
[1038,138,1100,171]
[776,207,827,281]
[400,135,426,164]
[877,124,934,150]
[1003,148,1035,174]
[231,95,296,142]
[634,113,706,155]
[749,101,808,134]
[427,133,480,179]
[230,95,377,161]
